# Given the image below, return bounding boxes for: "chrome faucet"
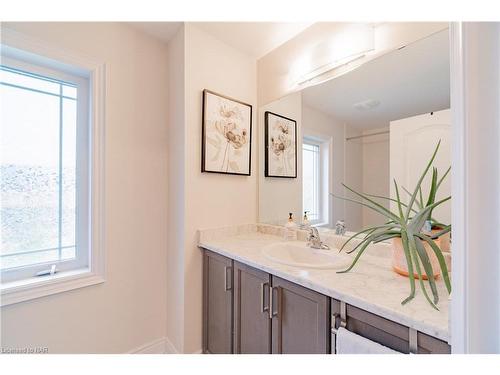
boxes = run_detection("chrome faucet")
[335,220,346,236]
[307,227,330,250]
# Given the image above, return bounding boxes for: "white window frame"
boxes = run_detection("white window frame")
[302,134,331,227]
[1,57,90,282]
[0,28,106,306]
[302,139,322,224]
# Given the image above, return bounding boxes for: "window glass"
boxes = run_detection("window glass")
[303,141,320,222]
[1,66,78,270]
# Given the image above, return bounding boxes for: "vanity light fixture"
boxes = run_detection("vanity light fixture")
[291,23,379,88]
[295,51,369,86]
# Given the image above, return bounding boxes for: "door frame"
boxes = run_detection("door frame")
[449,22,500,353]
[449,21,467,353]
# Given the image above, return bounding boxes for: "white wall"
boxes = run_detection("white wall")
[166,23,258,353]
[259,92,302,225]
[0,23,169,353]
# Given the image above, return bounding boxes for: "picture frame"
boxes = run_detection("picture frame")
[201,89,253,176]
[264,111,297,178]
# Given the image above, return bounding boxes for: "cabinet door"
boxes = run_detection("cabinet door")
[271,276,330,354]
[233,262,272,353]
[203,249,233,354]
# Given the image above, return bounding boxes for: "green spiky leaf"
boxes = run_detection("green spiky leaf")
[331,141,451,309]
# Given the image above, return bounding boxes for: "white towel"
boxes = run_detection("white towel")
[336,327,401,354]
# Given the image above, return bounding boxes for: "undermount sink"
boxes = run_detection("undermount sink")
[261,242,352,270]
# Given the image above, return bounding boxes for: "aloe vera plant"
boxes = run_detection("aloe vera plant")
[332,141,451,310]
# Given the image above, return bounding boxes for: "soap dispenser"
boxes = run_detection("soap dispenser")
[302,211,310,229]
[284,212,298,241]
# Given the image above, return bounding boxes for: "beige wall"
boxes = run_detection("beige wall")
[361,128,390,228]
[344,126,390,232]
[301,105,346,227]
[344,127,363,230]
[166,26,186,352]
[258,92,302,225]
[258,101,385,233]
[166,23,258,353]
[0,23,169,353]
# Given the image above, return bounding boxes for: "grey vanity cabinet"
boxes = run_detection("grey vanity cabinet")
[202,248,449,355]
[232,262,330,354]
[233,261,272,353]
[271,276,330,354]
[331,299,451,354]
[202,250,233,354]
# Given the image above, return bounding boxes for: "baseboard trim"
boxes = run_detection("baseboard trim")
[164,337,179,354]
[128,337,167,354]
[128,336,200,354]
[163,337,201,354]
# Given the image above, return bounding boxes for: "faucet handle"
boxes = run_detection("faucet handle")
[335,220,346,235]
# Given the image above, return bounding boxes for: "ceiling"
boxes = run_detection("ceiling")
[128,22,183,43]
[194,22,313,59]
[129,22,313,59]
[302,29,450,129]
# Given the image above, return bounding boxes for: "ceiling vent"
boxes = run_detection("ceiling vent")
[353,99,380,111]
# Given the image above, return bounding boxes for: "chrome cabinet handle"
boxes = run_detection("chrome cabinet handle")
[224,266,232,291]
[270,286,283,353]
[269,286,273,319]
[270,286,280,319]
[261,282,269,313]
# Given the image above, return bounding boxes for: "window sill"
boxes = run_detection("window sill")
[1,268,105,307]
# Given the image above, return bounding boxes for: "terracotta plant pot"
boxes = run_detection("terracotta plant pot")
[392,235,441,279]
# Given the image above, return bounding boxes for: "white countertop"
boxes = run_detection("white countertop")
[198,223,450,343]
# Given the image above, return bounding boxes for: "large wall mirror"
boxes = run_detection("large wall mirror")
[258,29,451,234]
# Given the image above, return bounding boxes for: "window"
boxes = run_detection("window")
[302,136,330,226]
[0,38,104,305]
[1,59,89,283]
[303,140,321,223]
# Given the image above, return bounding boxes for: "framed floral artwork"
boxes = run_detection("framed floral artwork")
[202,89,253,176]
[264,111,297,178]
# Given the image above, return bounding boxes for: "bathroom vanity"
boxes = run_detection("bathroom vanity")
[199,224,451,354]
